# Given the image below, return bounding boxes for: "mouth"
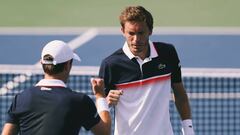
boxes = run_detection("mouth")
[134,44,145,49]
[131,44,144,52]
[132,43,144,47]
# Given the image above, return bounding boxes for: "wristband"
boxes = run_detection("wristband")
[182,119,195,135]
[96,98,110,113]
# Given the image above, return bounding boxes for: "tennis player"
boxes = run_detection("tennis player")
[1,40,111,135]
[99,6,195,135]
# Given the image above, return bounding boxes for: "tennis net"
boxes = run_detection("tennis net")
[0,65,240,135]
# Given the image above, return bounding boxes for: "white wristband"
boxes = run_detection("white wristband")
[182,119,195,135]
[96,98,110,113]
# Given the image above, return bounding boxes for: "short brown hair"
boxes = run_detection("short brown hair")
[119,6,153,32]
[42,54,72,75]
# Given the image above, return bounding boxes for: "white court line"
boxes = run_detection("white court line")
[1,27,240,35]
[0,28,99,95]
[187,92,240,99]
[182,68,240,78]
[34,28,98,67]
[153,27,240,35]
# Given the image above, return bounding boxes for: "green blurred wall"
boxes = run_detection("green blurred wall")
[0,0,239,26]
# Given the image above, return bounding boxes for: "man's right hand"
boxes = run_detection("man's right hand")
[90,78,112,135]
[90,78,105,98]
[106,90,123,106]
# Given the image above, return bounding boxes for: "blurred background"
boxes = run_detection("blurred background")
[0,0,240,27]
[1,0,240,135]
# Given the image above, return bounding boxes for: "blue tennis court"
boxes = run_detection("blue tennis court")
[0,27,240,135]
[0,28,240,68]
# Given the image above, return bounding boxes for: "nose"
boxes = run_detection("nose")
[133,35,141,43]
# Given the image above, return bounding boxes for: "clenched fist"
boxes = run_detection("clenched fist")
[90,78,105,98]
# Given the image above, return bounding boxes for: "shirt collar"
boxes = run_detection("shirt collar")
[36,79,67,88]
[122,40,158,60]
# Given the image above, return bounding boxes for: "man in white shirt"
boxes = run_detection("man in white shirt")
[99,6,195,135]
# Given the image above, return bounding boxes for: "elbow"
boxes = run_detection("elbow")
[102,119,112,135]
[92,115,111,135]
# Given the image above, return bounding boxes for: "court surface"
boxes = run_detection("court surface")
[1,27,240,135]
[0,27,240,68]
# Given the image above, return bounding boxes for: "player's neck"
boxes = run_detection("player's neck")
[44,73,68,83]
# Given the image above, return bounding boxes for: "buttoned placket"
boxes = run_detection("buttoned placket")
[135,56,152,78]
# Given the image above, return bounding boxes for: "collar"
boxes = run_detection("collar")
[35,79,67,88]
[122,40,158,60]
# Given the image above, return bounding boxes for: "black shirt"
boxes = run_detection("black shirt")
[99,42,182,94]
[6,84,100,135]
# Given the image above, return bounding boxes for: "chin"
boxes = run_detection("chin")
[133,50,142,55]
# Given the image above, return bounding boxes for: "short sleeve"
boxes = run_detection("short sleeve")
[170,45,182,83]
[81,95,100,130]
[5,95,19,125]
[99,60,114,95]
[153,42,182,83]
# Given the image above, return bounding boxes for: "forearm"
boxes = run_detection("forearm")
[96,98,111,135]
[91,78,111,135]
[172,82,192,120]
[98,112,111,135]
[172,82,195,135]
[174,91,192,120]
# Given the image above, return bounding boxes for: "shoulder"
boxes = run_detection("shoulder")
[101,48,126,66]
[67,90,93,103]
[10,87,38,108]
[71,93,96,111]
[16,86,37,97]
[153,42,178,57]
[63,88,86,99]
[59,89,95,109]
[153,42,176,52]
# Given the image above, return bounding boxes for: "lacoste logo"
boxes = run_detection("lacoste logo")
[158,63,166,70]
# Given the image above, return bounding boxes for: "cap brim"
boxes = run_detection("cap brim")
[73,53,81,62]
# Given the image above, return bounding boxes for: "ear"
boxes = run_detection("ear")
[67,60,73,69]
[121,27,127,38]
[149,30,152,36]
[121,27,124,34]
[64,61,71,70]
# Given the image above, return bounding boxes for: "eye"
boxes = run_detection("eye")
[129,32,135,36]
